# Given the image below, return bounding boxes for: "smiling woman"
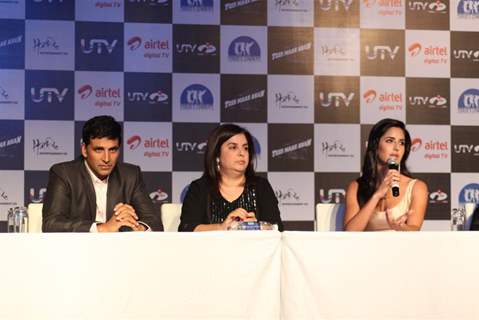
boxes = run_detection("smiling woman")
[178,124,284,232]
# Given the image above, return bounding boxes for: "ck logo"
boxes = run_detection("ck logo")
[31,88,68,103]
[319,92,354,107]
[365,45,400,60]
[80,39,118,54]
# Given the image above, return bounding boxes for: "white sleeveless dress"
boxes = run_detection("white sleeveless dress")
[365,179,417,231]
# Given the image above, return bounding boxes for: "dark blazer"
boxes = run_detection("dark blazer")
[471,206,479,230]
[42,158,161,232]
[179,175,284,232]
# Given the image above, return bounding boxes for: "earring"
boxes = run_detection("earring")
[216,157,220,171]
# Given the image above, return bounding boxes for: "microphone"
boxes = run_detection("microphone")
[387,158,400,197]
[119,226,133,232]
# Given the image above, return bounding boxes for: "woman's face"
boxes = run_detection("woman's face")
[376,127,406,165]
[218,133,249,175]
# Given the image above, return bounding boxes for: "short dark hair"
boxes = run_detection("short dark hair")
[82,115,122,146]
[203,124,256,185]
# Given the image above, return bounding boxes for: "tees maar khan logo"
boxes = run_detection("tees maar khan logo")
[409,95,447,108]
[181,0,213,11]
[408,0,447,13]
[0,135,22,150]
[80,38,118,55]
[459,183,479,203]
[180,84,213,110]
[429,189,448,204]
[224,0,259,11]
[363,89,402,112]
[319,188,346,203]
[365,45,400,60]
[411,137,448,160]
[176,141,207,153]
[458,89,479,113]
[319,92,354,108]
[228,36,261,61]
[31,87,68,103]
[127,135,169,158]
[457,0,479,18]
[271,138,312,159]
[176,42,217,55]
[127,90,168,104]
[0,35,23,49]
[318,0,353,11]
[454,144,479,155]
[225,90,265,109]
[149,188,169,203]
[271,42,312,61]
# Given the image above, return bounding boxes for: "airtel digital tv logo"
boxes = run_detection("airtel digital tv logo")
[363,89,402,103]
[318,0,353,11]
[228,36,261,61]
[30,87,68,103]
[408,42,447,57]
[127,135,169,150]
[411,137,448,160]
[127,36,169,51]
[78,85,120,99]
[80,38,118,55]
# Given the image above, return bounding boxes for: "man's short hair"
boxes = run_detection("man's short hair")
[82,115,122,146]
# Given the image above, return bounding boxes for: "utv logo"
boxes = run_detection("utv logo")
[453,49,479,62]
[454,144,479,155]
[180,0,213,11]
[176,141,207,153]
[228,36,261,61]
[459,183,479,203]
[29,187,47,204]
[409,95,447,108]
[408,0,447,13]
[457,0,479,17]
[176,43,217,55]
[180,84,214,110]
[458,89,479,113]
[80,39,118,54]
[429,189,448,203]
[31,88,68,103]
[127,90,168,104]
[319,92,354,108]
[318,0,353,11]
[319,188,346,203]
[365,45,400,60]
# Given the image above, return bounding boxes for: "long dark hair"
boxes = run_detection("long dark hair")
[203,124,257,189]
[357,118,412,205]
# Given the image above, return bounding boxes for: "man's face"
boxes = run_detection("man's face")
[81,137,120,180]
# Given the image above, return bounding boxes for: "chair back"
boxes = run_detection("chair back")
[315,203,345,231]
[27,203,43,233]
[161,203,182,232]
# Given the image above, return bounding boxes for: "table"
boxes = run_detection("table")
[282,231,479,320]
[0,232,281,320]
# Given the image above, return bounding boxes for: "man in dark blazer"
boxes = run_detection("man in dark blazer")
[42,115,161,232]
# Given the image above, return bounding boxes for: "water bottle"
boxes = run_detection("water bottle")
[7,206,29,233]
[228,221,277,231]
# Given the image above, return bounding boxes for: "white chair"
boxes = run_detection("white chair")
[27,203,43,233]
[315,203,345,231]
[161,203,182,232]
